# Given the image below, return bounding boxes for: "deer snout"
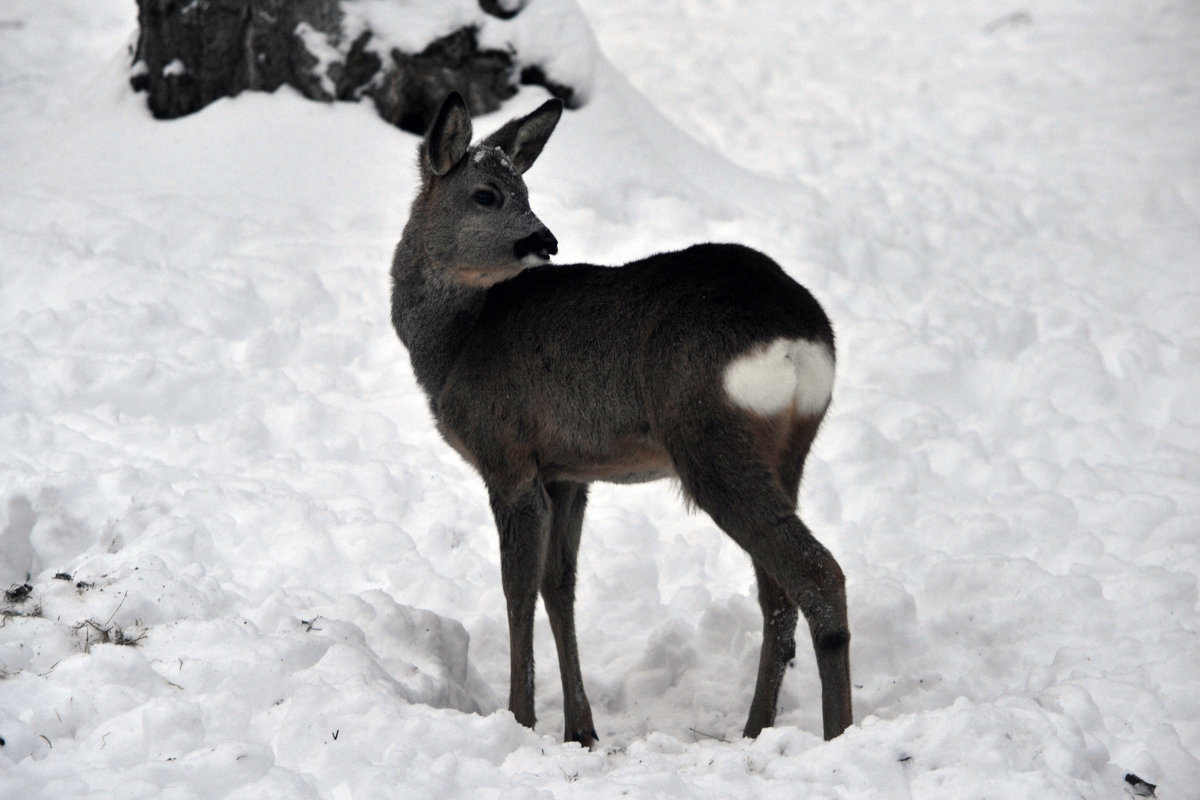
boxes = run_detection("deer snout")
[515,227,558,266]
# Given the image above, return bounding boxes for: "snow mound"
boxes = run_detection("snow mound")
[2,0,1199,798]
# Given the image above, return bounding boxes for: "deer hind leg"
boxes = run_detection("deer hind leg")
[488,479,551,731]
[779,417,851,742]
[744,559,799,738]
[742,412,836,737]
[542,481,599,747]
[668,411,851,740]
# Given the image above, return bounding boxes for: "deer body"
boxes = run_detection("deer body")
[391,94,851,746]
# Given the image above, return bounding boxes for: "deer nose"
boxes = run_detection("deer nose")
[514,227,558,264]
[539,228,559,256]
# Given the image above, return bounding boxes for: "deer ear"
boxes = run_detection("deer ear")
[425,92,473,176]
[481,98,563,174]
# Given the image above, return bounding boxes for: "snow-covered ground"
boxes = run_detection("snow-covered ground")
[2,0,1198,797]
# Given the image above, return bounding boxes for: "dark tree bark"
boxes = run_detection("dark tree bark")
[370,27,516,134]
[130,0,574,134]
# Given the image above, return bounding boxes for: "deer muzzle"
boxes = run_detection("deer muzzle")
[514,227,558,266]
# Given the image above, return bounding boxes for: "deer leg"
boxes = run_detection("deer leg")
[742,416,827,738]
[542,481,598,747]
[743,560,799,738]
[751,515,850,740]
[670,415,852,740]
[786,513,852,741]
[488,480,551,731]
[738,515,849,740]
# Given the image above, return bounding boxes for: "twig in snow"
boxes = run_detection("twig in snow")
[102,590,129,627]
[983,10,1032,34]
[73,618,146,650]
[689,727,729,743]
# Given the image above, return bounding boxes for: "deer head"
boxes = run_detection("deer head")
[407,92,563,289]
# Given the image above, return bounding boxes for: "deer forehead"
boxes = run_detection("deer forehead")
[723,338,835,416]
[470,145,516,175]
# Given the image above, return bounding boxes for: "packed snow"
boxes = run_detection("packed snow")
[2,0,1198,798]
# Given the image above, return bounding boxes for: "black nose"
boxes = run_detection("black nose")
[514,228,558,261]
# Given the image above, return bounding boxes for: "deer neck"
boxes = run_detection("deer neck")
[390,234,488,398]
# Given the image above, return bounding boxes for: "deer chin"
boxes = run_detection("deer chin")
[452,263,527,288]
[520,252,551,267]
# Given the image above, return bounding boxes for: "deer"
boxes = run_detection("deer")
[390,92,850,746]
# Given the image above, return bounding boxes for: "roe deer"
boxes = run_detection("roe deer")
[390,92,850,745]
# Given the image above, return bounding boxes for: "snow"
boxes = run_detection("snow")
[328,0,600,104]
[1,0,1198,798]
[340,0,482,55]
[477,0,601,104]
[295,22,342,99]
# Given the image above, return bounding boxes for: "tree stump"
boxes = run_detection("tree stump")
[130,0,575,133]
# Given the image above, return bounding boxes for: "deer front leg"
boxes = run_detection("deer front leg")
[488,480,551,730]
[542,481,598,747]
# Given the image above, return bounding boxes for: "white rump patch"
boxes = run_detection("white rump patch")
[723,338,835,416]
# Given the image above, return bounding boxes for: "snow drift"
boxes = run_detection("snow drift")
[1,0,1198,798]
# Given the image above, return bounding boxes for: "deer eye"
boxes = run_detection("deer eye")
[472,189,500,208]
